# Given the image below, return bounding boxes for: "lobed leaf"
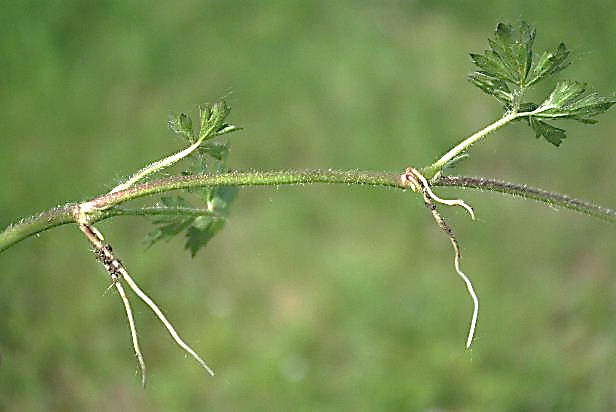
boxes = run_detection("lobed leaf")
[198,100,240,141]
[469,21,614,147]
[467,72,514,105]
[468,21,573,106]
[525,43,570,87]
[184,186,238,257]
[469,21,535,88]
[168,113,195,142]
[527,117,567,146]
[143,186,237,255]
[144,101,239,255]
[532,80,616,123]
[197,142,230,161]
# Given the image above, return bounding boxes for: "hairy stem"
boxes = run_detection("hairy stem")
[435,176,616,223]
[422,111,520,178]
[1,169,614,253]
[109,124,218,194]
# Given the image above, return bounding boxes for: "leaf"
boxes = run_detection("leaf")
[528,117,567,146]
[469,21,535,87]
[185,217,225,257]
[467,72,514,105]
[468,21,573,105]
[144,218,193,248]
[143,188,237,254]
[198,100,240,141]
[176,186,238,256]
[168,113,195,142]
[198,142,230,161]
[532,80,616,123]
[469,21,614,147]
[210,185,239,213]
[144,98,240,255]
[525,43,570,87]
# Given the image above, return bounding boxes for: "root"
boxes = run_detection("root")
[78,223,214,385]
[114,280,147,386]
[402,168,479,348]
[402,168,475,219]
[119,267,215,376]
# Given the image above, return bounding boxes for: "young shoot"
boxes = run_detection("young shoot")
[423,21,616,179]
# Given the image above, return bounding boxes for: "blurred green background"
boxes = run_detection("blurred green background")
[1,1,615,410]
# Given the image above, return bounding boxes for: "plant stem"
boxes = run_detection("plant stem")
[0,204,77,251]
[109,123,218,194]
[83,169,402,212]
[0,170,401,253]
[422,111,520,178]
[1,169,614,253]
[435,175,616,223]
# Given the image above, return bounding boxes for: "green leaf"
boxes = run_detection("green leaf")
[469,21,535,87]
[185,185,237,256]
[185,217,225,257]
[143,189,237,254]
[468,21,614,147]
[525,43,570,87]
[143,97,240,255]
[467,72,514,105]
[528,117,567,146]
[209,185,239,213]
[198,100,240,141]
[468,21,573,106]
[144,218,193,248]
[198,142,230,161]
[168,113,195,142]
[532,80,616,123]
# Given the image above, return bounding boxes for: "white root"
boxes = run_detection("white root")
[448,232,478,348]
[404,168,475,220]
[78,222,214,385]
[118,267,215,376]
[411,170,475,220]
[402,168,479,348]
[114,281,148,386]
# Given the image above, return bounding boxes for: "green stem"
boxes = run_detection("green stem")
[435,175,616,223]
[1,169,613,253]
[105,206,218,219]
[0,204,78,251]
[422,111,520,178]
[84,169,402,211]
[109,126,216,194]
[0,169,402,253]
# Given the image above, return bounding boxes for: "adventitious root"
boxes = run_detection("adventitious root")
[77,222,215,385]
[118,267,215,376]
[402,168,479,348]
[115,280,147,386]
[403,168,475,219]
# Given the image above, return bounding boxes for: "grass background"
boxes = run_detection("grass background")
[1,1,616,410]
